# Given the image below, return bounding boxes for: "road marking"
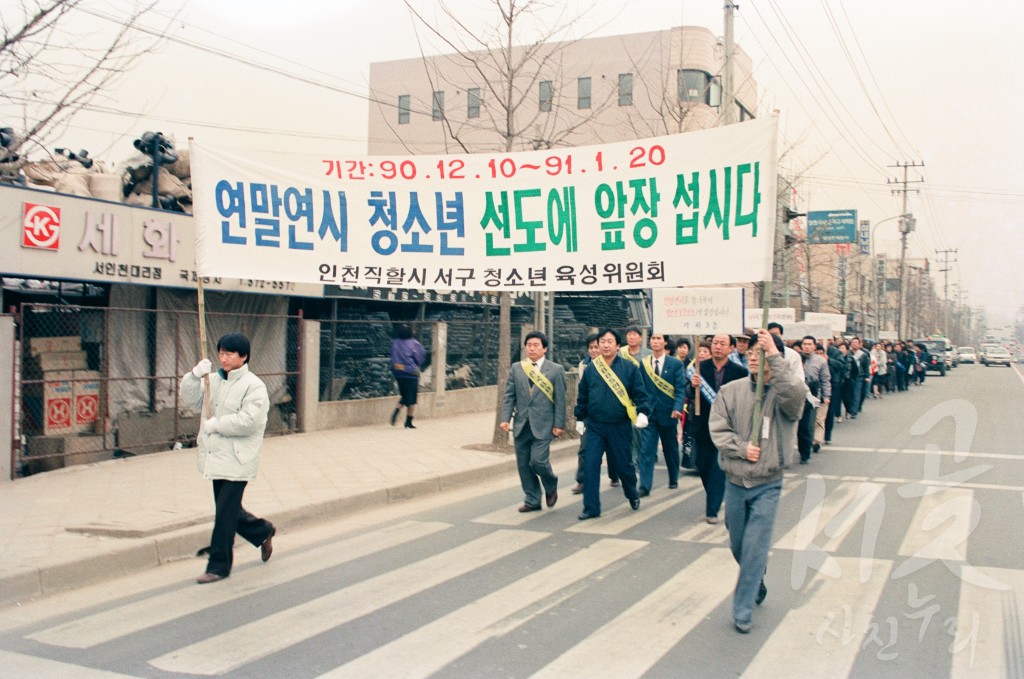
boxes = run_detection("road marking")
[775,479,883,552]
[741,558,892,678]
[317,538,647,679]
[29,520,451,649]
[471,493,583,525]
[671,480,802,544]
[806,473,1024,494]
[565,486,700,535]
[828,447,1023,460]
[897,487,973,563]
[0,650,143,678]
[147,529,547,676]
[528,548,735,679]
[951,567,1024,678]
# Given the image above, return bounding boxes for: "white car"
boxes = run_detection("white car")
[983,347,1012,367]
[957,347,977,364]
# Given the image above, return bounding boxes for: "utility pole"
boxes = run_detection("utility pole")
[935,248,957,335]
[723,2,737,125]
[888,161,924,337]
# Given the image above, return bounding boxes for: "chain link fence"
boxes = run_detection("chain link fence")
[15,303,300,475]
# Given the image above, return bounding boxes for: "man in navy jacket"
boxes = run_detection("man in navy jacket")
[637,332,686,495]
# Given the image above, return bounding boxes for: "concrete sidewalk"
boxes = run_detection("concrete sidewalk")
[0,411,578,607]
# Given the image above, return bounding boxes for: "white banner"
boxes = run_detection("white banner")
[744,306,796,330]
[803,311,848,332]
[0,185,321,296]
[191,118,778,291]
[652,287,745,336]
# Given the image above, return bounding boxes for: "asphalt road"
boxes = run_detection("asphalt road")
[1,362,1022,678]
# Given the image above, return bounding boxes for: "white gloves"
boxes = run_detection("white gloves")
[192,358,213,378]
[575,421,586,435]
[635,413,649,429]
[205,417,218,434]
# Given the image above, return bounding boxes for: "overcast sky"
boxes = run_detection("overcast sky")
[8,0,1023,327]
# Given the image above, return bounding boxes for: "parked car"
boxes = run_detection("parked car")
[957,347,977,364]
[983,347,1012,367]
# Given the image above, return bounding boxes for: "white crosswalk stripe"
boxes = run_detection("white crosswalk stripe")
[566,486,699,535]
[317,538,647,679]
[0,650,144,678]
[741,557,893,677]
[148,528,548,676]
[472,493,583,525]
[528,548,736,679]
[950,567,1024,678]
[27,520,451,649]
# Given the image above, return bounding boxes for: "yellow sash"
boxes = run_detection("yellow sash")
[643,355,675,399]
[594,356,638,424]
[619,346,641,367]
[522,360,555,402]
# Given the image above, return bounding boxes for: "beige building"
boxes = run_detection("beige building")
[367,25,757,155]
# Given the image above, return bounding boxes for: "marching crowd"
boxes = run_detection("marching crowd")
[497,322,940,634]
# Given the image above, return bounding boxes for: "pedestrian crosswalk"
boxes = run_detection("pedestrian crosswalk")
[5,474,1023,678]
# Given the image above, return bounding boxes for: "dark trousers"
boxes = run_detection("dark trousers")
[207,479,274,577]
[824,387,841,441]
[695,438,726,518]
[576,430,618,484]
[581,419,638,517]
[842,380,859,416]
[797,400,815,462]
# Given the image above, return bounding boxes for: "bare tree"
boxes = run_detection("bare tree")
[0,0,170,159]
[398,0,615,449]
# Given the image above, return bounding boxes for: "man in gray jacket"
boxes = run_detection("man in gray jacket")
[710,329,808,633]
[180,333,275,584]
[500,331,567,512]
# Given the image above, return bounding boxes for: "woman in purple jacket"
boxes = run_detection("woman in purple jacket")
[389,324,426,428]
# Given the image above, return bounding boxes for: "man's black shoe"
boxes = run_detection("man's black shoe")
[638,488,650,497]
[630,497,640,510]
[756,579,767,605]
[578,512,598,521]
[813,443,821,453]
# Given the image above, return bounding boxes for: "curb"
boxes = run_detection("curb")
[0,439,579,607]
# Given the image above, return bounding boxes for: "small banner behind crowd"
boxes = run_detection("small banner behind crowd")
[191,117,778,292]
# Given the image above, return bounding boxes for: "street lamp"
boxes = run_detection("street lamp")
[870,213,912,338]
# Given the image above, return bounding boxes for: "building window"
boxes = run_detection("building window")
[618,73,633,106]
[432,90,444,121]
[577,77,591,109]
[539,80,552,112]
[677,69,721,107]
[398,94,410,125]
[467,87,481,118]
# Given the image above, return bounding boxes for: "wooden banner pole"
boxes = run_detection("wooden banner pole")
[750,281,772,444]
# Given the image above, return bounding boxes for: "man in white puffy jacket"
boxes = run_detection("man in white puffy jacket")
[180,333,275,584]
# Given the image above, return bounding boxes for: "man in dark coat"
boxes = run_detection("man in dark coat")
[575,328,651,520]
[689,333,748,523]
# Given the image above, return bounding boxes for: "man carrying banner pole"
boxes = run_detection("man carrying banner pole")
[575,328,650,520]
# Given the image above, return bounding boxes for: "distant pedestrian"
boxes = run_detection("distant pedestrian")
[500,332,566,513]
[180,333,275,584]
[710,329,807,634]
[389,324,426,429]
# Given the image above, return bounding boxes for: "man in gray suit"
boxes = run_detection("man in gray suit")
[500,331,567,512]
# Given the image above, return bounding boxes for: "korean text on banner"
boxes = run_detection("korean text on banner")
[190,118,778,292]
[652,287,745,335]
